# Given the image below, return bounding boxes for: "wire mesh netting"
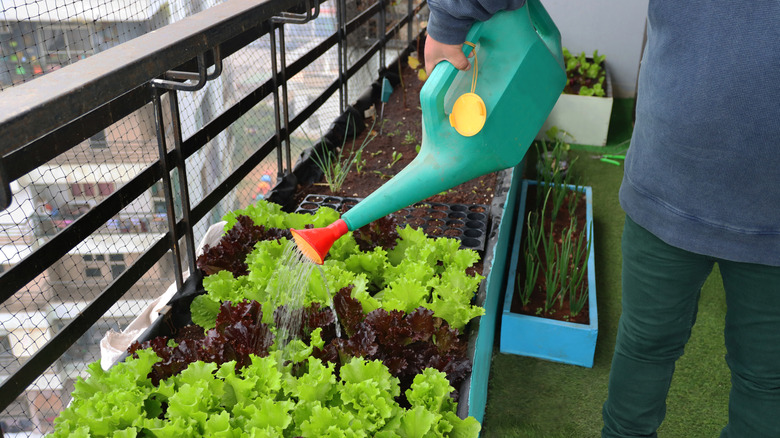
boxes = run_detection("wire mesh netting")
[0,0,429,435]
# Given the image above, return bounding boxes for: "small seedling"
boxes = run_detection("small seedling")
[402,131,416,145]
[354,150,365,175]
[415,144,421,154]
[388,150,403,168]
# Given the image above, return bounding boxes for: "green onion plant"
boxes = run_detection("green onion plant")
[311,116,376,193]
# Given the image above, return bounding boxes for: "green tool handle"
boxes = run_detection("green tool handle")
[601,158,621,165]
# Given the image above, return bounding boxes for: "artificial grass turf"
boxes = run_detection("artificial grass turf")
[481,99,730,437]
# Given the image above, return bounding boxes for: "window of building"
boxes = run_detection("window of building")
[98,183,115,196]
[153,201,167,215]
[88,130,108,149]
[108,254,124,262]
[110,264,126,280]
[71,183,95,197]
[0,335,13,356]
[71,182,114,198]
[85,267,101,277]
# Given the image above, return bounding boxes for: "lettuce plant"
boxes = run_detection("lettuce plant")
[51,346,479,437]
[192,201,485,332]
[562,47,607,97]
[49,197,486,436]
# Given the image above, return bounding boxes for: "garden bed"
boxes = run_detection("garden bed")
[64,41,522,435]
[291,58,499,209]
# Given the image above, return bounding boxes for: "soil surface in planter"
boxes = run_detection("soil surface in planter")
[510,186,591,325]
[293,55,498,208]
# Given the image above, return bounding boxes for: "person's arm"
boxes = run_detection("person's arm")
[425,0,526,74]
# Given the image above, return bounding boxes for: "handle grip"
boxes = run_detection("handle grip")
[420,33,479,129]
[526,0,563,68]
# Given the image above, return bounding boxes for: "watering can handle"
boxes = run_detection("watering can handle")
[421,0,563,128]
[526,0,564,68]
[420,25,480,129]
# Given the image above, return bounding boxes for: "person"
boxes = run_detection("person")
[425,1,780,437]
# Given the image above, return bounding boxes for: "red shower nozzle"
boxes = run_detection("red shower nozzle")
[290,219,349,265]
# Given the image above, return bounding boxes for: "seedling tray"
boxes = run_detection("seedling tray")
[295,194,489,252]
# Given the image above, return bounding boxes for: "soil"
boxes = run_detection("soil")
[509,185,591,325]
[293,56,498,208]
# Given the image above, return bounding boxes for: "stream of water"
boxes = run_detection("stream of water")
[269,240,341,362]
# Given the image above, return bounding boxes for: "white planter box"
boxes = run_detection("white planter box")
[537,64,614,146]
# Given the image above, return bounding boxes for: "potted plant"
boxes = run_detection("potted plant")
[499,139,598,368]
[537,48,614,146]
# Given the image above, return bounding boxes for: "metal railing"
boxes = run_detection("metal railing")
[0,0,428,431]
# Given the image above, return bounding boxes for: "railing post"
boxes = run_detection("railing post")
[151,89,186,291]
[149,47,223,286]
[379,0,387,70]
[269,26,286,180]
[166,90,198,277]
[279,25,293,174]
[337,0,348,113]
[408,0,414,43]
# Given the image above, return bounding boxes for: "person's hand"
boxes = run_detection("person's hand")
[424,34,471,76]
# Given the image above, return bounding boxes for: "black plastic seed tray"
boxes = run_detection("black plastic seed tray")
[295,194,490,252]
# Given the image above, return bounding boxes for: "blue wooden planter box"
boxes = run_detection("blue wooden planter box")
[499,179,598,368]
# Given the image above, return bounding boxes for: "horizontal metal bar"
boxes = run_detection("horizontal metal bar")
[3,86,152,183]
[349,40,383,78]
[347,1,383,34]
[0,164,162,303]
[0,0,302,158]
[0,237,170,411]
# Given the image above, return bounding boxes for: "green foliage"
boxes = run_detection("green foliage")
[521,138,592,317]
[52,350,478,437]
[194,201,484,332]
[311,115,377,193]
[388,150,403,168]
[51,198,486,436]
[354,149,366,175]
[562,47,607,97]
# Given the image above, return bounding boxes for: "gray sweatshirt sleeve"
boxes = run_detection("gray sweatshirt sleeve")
[427,0,527,44]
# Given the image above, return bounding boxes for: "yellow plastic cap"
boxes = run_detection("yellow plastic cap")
[449,92,486,137]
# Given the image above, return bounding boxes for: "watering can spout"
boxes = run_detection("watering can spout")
[292,0,565,264]
[291,219,349,265]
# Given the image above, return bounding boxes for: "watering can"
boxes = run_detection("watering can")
[292,0,566,264]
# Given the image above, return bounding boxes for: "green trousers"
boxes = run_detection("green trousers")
[602,216,780,437]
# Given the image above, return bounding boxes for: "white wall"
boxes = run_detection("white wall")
[541,0,649,98]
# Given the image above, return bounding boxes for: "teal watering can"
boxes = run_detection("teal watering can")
[292,0,566,263]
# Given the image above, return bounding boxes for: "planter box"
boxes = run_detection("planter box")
[536,64,614,146]
[499,179,598,368]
